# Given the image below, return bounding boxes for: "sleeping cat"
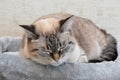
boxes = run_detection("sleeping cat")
[19,13,118,66]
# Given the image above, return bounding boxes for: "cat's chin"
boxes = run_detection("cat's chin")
[50,61,64,66]
[49,60,62,66]
[50,63,62,66]
[32,57,64,66]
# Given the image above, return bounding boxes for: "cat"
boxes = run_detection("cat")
[19,13,118,66]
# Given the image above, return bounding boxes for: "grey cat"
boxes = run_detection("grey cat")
[19,13,118,66]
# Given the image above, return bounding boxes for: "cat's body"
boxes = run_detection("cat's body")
[19,13,118,66]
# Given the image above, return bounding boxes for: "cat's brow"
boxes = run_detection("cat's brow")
[46,35,60,53]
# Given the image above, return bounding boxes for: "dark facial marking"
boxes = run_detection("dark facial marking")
[46,34,60,53]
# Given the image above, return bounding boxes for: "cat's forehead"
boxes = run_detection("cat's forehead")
[33,18,60,35]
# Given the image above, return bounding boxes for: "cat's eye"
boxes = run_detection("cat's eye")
[42,49,52,55]
[58,46,66,52]
[60,47,64,51]
[42,51,51,57]
[42,51,50,55]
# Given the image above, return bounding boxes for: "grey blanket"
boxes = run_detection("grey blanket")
[0,37,120,80]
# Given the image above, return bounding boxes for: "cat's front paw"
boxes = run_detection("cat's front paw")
[78,55,88,63]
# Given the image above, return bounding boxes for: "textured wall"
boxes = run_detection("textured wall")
[0,0,120,41]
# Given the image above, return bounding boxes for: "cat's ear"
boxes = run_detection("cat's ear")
[19,25,39,39]
[59,15,73,27]
[60,15,73,34]
[19,25,36,34]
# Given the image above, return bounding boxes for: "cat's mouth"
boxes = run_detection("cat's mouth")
[49,55,64,66]
[50,53,71,66]
[50,60,63,66]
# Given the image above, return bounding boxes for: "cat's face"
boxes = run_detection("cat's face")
[31,31,75,66]
[20,15,76,66]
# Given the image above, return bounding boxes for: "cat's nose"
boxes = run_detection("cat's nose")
[52,53,60,62]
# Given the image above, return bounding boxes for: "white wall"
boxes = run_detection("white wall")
[0,0,120,41]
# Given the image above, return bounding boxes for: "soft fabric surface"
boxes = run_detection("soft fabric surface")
[0,37,120,80]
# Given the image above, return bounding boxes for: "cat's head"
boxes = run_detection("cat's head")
[20,15,76,66]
